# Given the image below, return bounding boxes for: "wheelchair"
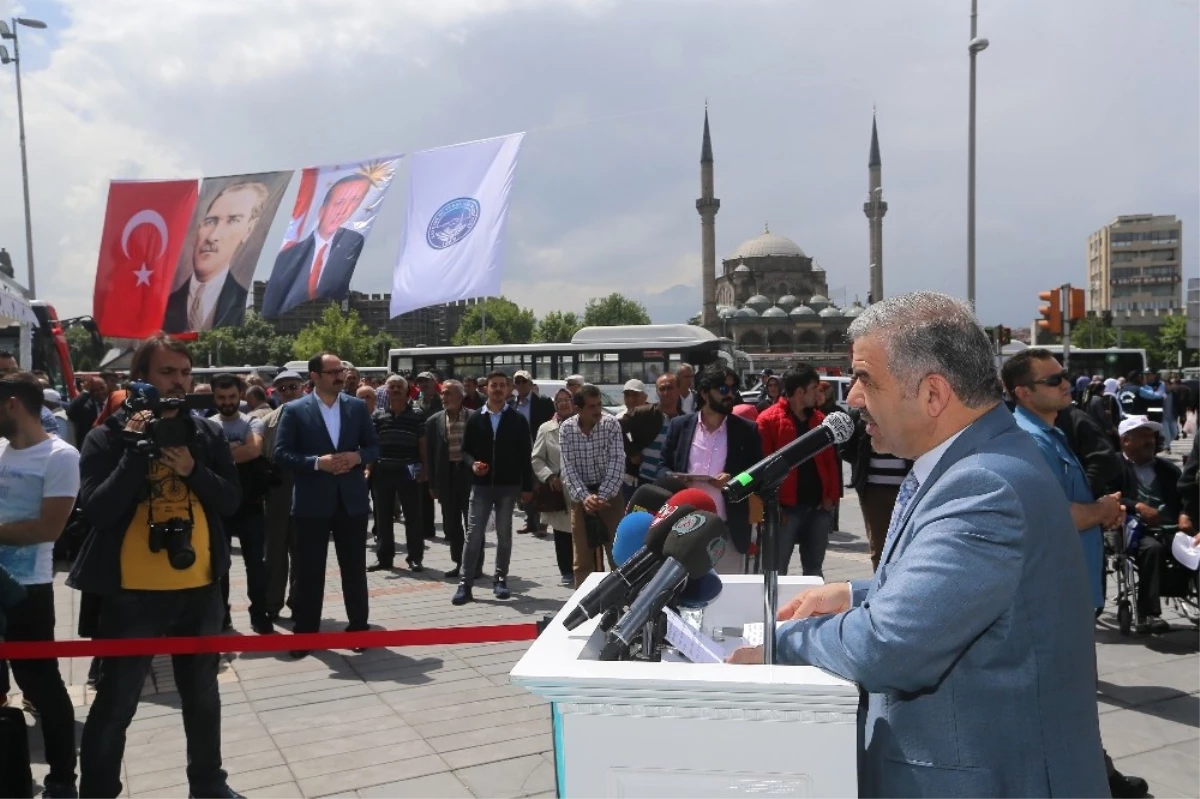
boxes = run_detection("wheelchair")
[1105,518,1200,636]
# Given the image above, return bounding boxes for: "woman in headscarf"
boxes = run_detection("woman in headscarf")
[531,388,577,587]
[755,375,782,413]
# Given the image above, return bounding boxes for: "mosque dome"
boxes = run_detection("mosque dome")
[808,294,831,310]
[842,304,864,318]
[733,264,751,274]
[745,294,772,312]
[761,306,788,318]
[777,294,798,310]
[734,307,759,318]
[819,306,842,318]
[717,307,736,319]
[728,225,806,260]
[789,304,816,317]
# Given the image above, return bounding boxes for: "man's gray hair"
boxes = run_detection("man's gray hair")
[386,374,408,391]
[847,291,1000,408]
[441,379,465,397]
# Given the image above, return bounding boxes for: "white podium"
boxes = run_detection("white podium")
[511,575,860,798]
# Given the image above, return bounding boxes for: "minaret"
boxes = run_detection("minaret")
[863,112,888,304]
[697,105,721,328]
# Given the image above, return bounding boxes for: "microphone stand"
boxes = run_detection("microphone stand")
[759,484,780,666]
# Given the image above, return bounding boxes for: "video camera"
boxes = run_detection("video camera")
[122,381,214,457]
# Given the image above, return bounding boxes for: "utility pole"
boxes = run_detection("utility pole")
[1061,283,1071,374]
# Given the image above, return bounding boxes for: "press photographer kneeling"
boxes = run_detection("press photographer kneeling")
[69,334,243,799]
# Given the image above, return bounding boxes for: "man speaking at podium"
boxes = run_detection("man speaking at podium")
[729,293,1107,798]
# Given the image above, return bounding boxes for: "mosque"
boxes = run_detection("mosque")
[694,109,887,368]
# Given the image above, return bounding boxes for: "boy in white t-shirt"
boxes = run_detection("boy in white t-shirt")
[0,371,80,797]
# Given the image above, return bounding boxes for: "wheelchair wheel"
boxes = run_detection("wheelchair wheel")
[1118,599,1133,636]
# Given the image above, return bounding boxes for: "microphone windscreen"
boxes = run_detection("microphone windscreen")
[661,510,729,576]
[612,512,654,566]
[626,484,672,516]
[667,488,717,514]
[646,502,698,552]
[678,569,723,608]
[654,475,688,495]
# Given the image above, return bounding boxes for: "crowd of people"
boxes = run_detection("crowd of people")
[0,318,1197,796]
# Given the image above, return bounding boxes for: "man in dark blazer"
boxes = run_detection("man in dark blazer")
[510,371,555,533]
[661,365,763,570]
[162,181,265,332]
[424,379,478,579]
[262,175,371,318]
[274,351,378,658]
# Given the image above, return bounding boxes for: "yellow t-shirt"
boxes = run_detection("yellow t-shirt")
[120,460,213,590]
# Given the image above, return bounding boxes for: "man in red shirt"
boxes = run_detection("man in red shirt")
[756,366,841,576]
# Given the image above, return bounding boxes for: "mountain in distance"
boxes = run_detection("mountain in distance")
[636,283,701,325]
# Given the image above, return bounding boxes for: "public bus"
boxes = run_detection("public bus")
[388,324,747,401]
[999,343,1148,379]
[0,295,103,399]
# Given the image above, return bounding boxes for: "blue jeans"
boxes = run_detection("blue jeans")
[777,505,833,577]
[462,484,521,587]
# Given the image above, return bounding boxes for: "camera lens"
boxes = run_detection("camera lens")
[168,548,196,570]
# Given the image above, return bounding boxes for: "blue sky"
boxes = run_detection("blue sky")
[0,0,1196,329]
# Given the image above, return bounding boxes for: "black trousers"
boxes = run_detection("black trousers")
[1135,534,1164,618]
[373,469,424,566]
[291,508,369,633]
[554,528,574,578]
[439,464,472,566]
[219,510,268,623]
[0,584,76,790]
[80,584,226,798]
[420,483,437,539]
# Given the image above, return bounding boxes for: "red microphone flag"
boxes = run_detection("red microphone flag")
[92,179,198,338]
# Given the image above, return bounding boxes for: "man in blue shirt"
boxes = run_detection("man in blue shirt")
[1003,347,1149,799]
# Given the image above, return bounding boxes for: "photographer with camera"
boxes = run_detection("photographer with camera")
[211,373,273,635]
[0,371,80,797]
[69,335,243,799]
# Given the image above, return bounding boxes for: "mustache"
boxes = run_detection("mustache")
[199,241,218,254]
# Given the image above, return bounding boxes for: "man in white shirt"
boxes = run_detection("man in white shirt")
[0,371,80,797]
[163,181,267,333]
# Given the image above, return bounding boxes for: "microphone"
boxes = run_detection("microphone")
[625,484,672,516]
[612,512,655,566]
[600,511,728,659]
[678,569,723,608]
[659,487,717,515]
[722,411,855,504]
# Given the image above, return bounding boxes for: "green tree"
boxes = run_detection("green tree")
[64,325,104,372]
[368,331,402,367]
[535,310,582,343]
[582,293,651,327]
[292,303,374,365]
[187,310,293,367]
[452,297,536,345]
[1151,314,1197,369]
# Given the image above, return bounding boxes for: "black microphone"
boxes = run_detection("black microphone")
[722,411,855,504]
[600,511,728,660]
[625,484,672,516]
[560,501,700,631]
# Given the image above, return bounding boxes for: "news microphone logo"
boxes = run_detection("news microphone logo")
[706,535,727,565]
[670,512,704,536]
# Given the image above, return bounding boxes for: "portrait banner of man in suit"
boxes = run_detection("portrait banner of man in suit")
[162,171,293,333]
[261,157,400,319]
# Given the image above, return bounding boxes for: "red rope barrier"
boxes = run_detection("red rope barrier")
[0,623,539,660]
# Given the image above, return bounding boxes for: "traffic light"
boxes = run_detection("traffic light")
[1067,288,1086,322]
[1037,289,1062,336]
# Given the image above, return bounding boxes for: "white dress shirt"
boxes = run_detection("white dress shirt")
[306,228,335,288]
[186,268,230,329]
[910,428,967,489]
[318,395,341,448]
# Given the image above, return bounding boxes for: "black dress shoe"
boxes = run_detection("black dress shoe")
[407,559,424,573]
[444,566,461,580]
[367,562,394,572]
[288,650,309,659]
[188,786,245,799]
[1109,771,1149,798]
[250,616,276,635]
[345,624,370,653]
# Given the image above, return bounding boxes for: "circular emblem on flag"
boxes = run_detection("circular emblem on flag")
[705,536,727,565]
[426,197,481,250]
[671,512,704,536]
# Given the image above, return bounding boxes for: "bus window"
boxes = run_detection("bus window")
[458,356,484,378]
[600,354,620,385]
[555,355,574,378]
[535,355,552,379]
[578,352,601,384]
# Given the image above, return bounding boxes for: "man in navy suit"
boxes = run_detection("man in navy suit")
[162,181,265,332]
[274,351,378,658]
[729,293,1108,798]
[261,176,370,318]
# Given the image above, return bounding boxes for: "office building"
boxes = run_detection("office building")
[1087,214,1184,333]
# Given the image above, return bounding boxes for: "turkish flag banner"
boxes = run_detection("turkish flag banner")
[92,179,198,338]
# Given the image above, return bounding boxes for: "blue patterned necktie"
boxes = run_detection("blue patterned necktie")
[885,471,921,544]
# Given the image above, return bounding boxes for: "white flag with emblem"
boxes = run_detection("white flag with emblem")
[390,132,524,318]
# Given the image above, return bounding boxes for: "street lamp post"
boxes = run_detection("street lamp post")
[0,16,47,299]
[966,1,988,307]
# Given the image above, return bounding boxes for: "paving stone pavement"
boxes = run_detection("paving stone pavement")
[10,441,1198,797]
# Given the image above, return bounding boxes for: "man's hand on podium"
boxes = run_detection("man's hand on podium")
[726,584,854,664]
[777,582,851,621]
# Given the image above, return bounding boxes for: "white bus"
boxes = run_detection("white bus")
[388,324,746,401]
[998,343,1148,378]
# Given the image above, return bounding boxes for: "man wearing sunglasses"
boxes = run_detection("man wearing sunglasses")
[1004,348,1147,799]
[258,370,305,624]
